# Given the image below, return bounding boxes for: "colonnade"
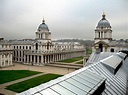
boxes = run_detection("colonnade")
[23,51,84,66]
[95,31,112,39]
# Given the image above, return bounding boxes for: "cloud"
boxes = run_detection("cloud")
[0,0,128,40]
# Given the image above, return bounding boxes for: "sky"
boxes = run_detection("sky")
[0,0,128,40]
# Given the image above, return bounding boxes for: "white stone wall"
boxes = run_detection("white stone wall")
[0,44,13,67]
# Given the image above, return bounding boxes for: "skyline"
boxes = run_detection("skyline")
[0,0,128,40]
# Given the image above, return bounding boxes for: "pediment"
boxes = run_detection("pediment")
[94,41,109,46]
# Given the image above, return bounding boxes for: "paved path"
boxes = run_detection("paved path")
[53,59,83,64]
[0,73,45,88]
[0,73,46,95]
[0,63,75,75]
[71,59,83,64]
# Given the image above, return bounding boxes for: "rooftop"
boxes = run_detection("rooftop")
[16,51,128,95]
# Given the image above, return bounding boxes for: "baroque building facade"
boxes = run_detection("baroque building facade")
[92,12,128,52]
[12,19,85,66]
[0,38,13,67]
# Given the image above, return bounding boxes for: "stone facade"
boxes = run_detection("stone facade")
[93,12,128,52]
[11,19,85,66]
[0,38,13,67]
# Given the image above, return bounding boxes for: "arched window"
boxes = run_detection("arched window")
[99,32,100,38]
[36,43,38,50]
[47,42,50,50]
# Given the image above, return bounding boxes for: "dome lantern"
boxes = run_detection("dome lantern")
[102,11,106,20]
[42,17,45,24]
[38,18,49,31]
[96,12,111,28]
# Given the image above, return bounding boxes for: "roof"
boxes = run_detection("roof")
[85,52,115,65]
[16,51,128,95]
[11,40,34,45]
[37,19,49,31]
[96,13,111,28]
[0,40,12,45]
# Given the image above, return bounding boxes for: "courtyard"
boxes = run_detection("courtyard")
[0,62,76,95]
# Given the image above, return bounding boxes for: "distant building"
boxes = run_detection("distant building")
[0,18,85,67]
[0,38,13,67]
[93,12,128,52]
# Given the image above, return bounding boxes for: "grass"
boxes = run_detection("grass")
[76,61,83,64]
[0,70,41,84]
[58,56,83,63]
[86,49,92,54]
[6,74,62,93]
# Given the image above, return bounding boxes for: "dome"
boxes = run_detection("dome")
[96,12,111,28]
[38,19,49,31]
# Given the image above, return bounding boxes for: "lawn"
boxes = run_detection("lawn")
[76,61,83,64]
[58,56,83,63]
[0,70,41,84]
[6,74,62,93]
[86,49,92,54]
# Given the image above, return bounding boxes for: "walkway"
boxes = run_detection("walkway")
[47,59,83,69]
[0,73,45,95]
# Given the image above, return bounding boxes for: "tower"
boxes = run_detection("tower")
[35,18,51,43]
[93,12,112,52]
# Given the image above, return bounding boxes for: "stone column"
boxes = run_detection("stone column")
[52,55,54,62]
[45,56,46,63]
[57,54,59,61]
[37,56,39,64]
[24,55,26,63]
[30,55,32,64]
[41,55,43,64]
[54,55,56,61]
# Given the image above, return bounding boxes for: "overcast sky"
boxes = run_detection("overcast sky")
[0,0,128,40]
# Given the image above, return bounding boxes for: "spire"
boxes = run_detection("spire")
[42,17,45,24]
[102,11,106,20]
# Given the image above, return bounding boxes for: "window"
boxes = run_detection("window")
[98,32,100,38]
[110,48,114,52]
[36,43,38,50]
[2,62,4,65]
[20,51,22,57]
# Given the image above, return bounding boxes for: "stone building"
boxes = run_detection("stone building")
[93,12,128,52]
[12,19,85,66]
[0,38,13,67]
